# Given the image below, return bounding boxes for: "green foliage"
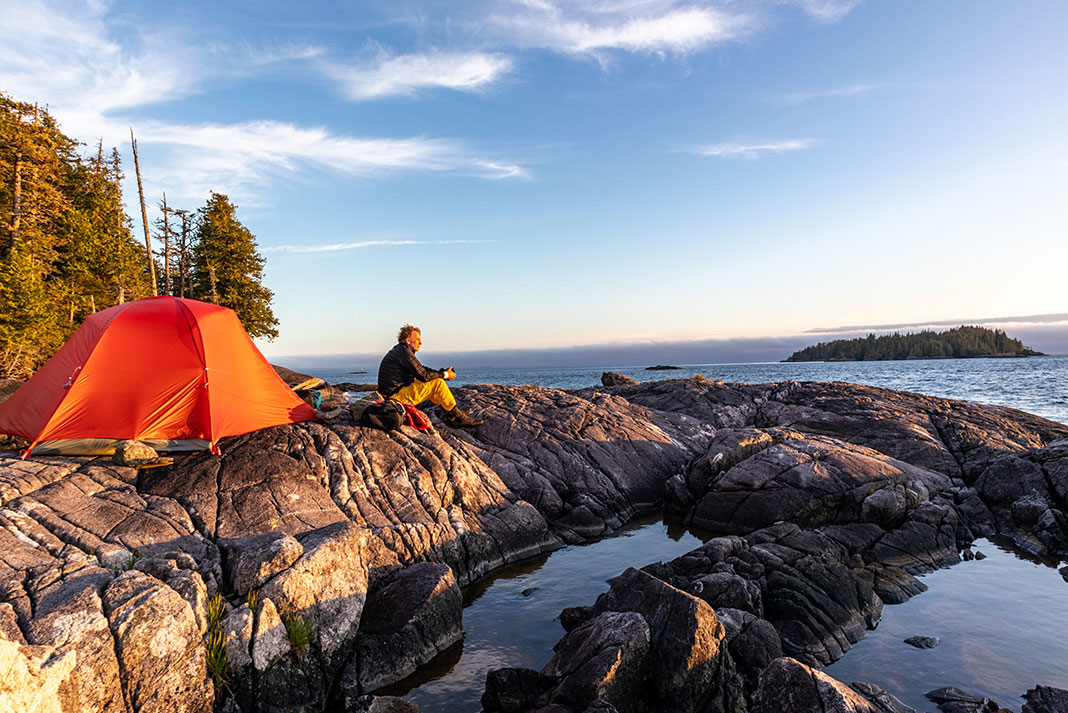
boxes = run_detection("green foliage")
[283,613,314,652]
[205,629,230,686]
[121,550,142,571]
[1,91,281,378]
[207,593,227,632]
[246,589,258,613]
[0,92,151,377]
[693,373,706,381]
[190,192,279,339]
[785,326,1043,363]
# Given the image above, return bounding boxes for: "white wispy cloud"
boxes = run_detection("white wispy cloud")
[264,239,495,253]
[0,2,202,121]
[692,139,817,159]
[785,0,864,23]
[0,0,526,203]
[777,83,878,105]
[133,120,526,202]
[324,51,514,99]
[485,1,756,57]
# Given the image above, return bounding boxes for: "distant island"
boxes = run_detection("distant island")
[645,364,681,371]
[784,325,1044,362]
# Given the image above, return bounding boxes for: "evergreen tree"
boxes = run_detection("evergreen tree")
[0,91,152,377]
[0,96,76,376]
[190,192,278,339]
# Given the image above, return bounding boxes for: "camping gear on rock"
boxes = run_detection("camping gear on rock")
[349,391,384,422]
[0,296,316,458]
[400,403,432,431]
[358,399,406,431]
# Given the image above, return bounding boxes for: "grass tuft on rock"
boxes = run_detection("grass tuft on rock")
[284,613,314,652]
[205,629,230,686]
[207,593,227,631]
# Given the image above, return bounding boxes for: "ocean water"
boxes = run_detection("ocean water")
[309,354,1068,425]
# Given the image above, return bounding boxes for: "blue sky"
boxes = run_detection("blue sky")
[2,0,1066,362]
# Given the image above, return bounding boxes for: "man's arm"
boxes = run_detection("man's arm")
[403,348,445,383]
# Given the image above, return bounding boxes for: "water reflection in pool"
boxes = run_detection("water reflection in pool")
[384,523,1068,713]
[824,538,1068,712]
[382,513,706,713]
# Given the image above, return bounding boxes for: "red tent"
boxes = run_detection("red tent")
[0,296,316,458]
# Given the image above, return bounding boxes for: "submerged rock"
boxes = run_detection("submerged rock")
[903,635,939,649]
[850,681,918,713]
[924,686,1005,713]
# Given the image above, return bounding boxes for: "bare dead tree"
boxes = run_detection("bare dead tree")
[111,149,126,305]
[173,208,192,298]
[130,128,157,295]
[157,192,172,295]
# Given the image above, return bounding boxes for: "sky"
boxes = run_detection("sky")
[1,0,1066,365]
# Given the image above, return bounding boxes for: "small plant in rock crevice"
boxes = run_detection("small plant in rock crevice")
[205,629,230,686]
[284,613,314,653]
[207,593,227,632]
[246,589,258,613]
[120,550,142,571]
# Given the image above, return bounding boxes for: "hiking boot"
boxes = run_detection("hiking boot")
[443,407,483,427]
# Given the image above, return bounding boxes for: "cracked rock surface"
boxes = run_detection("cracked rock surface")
[0,381,704,712]
[1,377,1067,712]
[481,379,1068,713]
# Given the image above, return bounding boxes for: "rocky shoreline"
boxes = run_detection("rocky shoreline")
[2,377,1067,713]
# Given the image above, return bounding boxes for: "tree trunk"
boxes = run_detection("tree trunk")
[10,151,22,252]
[130,128,157,295]
[208,264,219,305]
[178,211,190,298]
[111,150,126,305]
[160,192,171,295]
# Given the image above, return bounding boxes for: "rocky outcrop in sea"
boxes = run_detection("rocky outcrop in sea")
[1,377,1067,712]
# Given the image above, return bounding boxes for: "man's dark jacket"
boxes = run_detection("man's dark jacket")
[377,343,445,396]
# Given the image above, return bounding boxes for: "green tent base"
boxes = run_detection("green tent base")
[30,438,211,456]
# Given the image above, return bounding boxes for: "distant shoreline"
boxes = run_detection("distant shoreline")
[784,325,1044,363]
[783,352,1039,363]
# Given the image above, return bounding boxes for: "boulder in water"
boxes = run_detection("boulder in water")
[601,372,637,387]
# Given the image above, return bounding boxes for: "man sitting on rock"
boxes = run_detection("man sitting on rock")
[378,325,483,427]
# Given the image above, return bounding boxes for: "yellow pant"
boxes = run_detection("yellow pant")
[390,378,456,411]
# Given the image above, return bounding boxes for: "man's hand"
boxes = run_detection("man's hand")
[443,367,456,381]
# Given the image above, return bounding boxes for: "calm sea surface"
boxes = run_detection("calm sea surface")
[311,355,1068,712]
[309,354,1068,425]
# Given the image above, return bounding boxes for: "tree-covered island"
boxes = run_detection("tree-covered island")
[784,325,1044,362]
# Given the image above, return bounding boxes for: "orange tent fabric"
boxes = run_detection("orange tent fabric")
[0,296,316,457]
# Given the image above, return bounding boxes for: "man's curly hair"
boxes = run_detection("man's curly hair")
[397,324,420,344]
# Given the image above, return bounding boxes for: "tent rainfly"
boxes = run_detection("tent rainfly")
[0,296,316,458]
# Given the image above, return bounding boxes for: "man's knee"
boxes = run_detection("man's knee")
[429,379,457,409]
